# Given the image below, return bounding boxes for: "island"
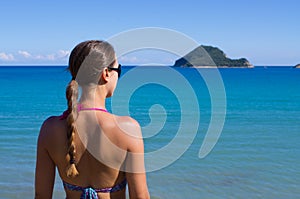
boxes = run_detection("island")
[173,45,253,68]
[294,64,300,68]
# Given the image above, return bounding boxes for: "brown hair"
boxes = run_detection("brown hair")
[65,40,116,177]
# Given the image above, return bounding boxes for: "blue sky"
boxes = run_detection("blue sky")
[0,0,299,66]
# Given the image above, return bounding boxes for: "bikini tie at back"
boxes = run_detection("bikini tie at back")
[63,178,127,199]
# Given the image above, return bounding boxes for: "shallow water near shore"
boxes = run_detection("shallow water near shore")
[0,66,299,198]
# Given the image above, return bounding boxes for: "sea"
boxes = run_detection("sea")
[0,66,299,199]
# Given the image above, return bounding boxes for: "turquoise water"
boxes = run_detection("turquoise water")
[0,66,299,198]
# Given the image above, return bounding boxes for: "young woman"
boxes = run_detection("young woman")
[35,40,150,199]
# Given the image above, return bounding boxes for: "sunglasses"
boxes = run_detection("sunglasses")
[108,64,121,78]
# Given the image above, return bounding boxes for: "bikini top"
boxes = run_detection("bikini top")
[63,178,127,199]
[59,104,127,198]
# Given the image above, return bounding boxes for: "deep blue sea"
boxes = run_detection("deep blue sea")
[0,66,299,198]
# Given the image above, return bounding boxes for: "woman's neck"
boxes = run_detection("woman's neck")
[79,86,107,108]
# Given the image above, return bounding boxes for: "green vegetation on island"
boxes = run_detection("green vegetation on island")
[174,45,253,68]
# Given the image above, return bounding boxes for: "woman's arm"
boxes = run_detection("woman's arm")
[126,171,150,199]
[35,118,56,199]
[124,118,150,199]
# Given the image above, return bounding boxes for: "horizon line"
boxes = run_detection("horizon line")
[0,64,296,67]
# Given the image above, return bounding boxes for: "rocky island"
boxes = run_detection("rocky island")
[174,45,253,68]
[294,64,300,68]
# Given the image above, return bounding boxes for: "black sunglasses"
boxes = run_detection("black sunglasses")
[108,64,121,78]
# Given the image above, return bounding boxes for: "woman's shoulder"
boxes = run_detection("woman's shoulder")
[38,115,66,143]
[41,115,65,130]
[114,115,141,135]
[112,116,145,155]
[115,115,140,126]
[112,115,144,150]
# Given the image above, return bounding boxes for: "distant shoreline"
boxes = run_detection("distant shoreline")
[180,65,255,68]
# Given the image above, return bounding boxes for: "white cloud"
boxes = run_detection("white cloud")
[0,52,14,61]
[119,55,139,63]
[46,54,55,60]
[42,50,69,61]
[57,50,70,58]
[18,50,32,58]
[0,50,71,64]
[35,55,45,60]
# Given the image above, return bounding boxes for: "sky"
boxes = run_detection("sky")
[0,0,299,66]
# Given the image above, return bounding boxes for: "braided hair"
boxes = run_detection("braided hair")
[65,40,116,177]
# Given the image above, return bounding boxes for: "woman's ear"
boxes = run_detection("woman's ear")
[101,68,110,82]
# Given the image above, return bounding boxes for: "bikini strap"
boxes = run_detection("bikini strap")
[77,104,108,112]
[59,104,108,120]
